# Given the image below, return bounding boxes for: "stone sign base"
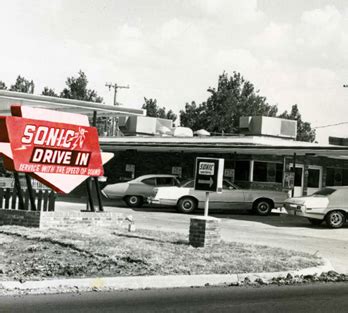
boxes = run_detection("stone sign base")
[0,209,125,229]
[189,216,221,248]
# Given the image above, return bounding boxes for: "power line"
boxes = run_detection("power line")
[314,84,348,128]
[314,121,348,129]
[105,82,130,106]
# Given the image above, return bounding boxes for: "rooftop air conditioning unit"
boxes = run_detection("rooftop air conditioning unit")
[239,116,297,139]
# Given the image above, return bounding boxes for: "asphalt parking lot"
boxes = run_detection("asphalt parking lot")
[56,199,348,274]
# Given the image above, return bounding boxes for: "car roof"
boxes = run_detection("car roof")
[133,174,177,181]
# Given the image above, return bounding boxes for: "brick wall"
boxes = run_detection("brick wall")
[0,210,125,229]
[189,217,221,248]
[0,209,40,227]
[40,212,125,229]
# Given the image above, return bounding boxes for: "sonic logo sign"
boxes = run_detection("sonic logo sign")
[0,105,113,194]
[1,116,103,176]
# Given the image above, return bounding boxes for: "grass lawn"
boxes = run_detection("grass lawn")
[0,225,323,281]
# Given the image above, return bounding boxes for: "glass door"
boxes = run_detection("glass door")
[290,164,304,196]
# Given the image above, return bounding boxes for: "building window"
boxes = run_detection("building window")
[326,168,348,186]
[294,168,303,187]
[326,168,335,186]
[343,169,348,185]
[253,161,282,183]
[235,161,250,181]
[307,169,320,188]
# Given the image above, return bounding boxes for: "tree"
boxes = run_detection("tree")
[60,70,103,103]
[179,101,207,131]
[41,87,58,97]
[10,75,35,93]
[0,81,7,90]
[279,104,316,142]
[180,71,278,134]
[142,97,177,122]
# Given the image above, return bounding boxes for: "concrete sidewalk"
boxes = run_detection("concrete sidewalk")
[0,259,334,295]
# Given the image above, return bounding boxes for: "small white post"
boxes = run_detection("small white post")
[204,191,210,217]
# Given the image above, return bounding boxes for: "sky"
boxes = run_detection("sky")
[0,0,348,143]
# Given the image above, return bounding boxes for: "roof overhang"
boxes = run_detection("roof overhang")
[0,90,145,116]
[99,136,348,159]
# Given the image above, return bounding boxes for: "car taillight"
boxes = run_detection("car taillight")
[296,205,305,211]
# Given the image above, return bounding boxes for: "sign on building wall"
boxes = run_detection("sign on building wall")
[224,168,235,181]
[283,171,295,189]
[125,164,135,173]
[172,166,182,177]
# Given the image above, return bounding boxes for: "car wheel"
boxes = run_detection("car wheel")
[177,197,197,214]
[124,195,143,208]
[325,211,346,229]
[308,218,323,226]
[253,199,273,216]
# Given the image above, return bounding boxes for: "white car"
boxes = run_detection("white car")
[283,186,348,228]
[149,179,288,215]
[102,174,180,208]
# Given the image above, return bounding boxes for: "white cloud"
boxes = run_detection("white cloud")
[299,5,342,48]
[190,0,264,23]
[214,49,259,75]
[252,22,292,49]
[301,5,341,26]
[119,24,142,40]
[160,18,189,41]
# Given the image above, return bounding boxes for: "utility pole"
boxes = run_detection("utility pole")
[105,82,130,106]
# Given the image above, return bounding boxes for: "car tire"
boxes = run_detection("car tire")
[253,199,273,216]
[177,197,197,214]
[325,211,346,229]
[124,195,143,208]
[308,218,323,226]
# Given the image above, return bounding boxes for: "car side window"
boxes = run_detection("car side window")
[141,178,156,186]
[157,177,175,186]
[223,180,235,190]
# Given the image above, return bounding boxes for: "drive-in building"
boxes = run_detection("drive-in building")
[99,115,348,197]
[1,90,347,198]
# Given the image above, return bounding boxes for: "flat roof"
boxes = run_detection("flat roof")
[99,135,348,159]
[0,90,145,116]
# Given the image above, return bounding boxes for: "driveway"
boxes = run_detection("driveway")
[56,200,348,274]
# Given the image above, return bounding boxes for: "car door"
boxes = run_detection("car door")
[131,177,157,197]
[209,181,246,209]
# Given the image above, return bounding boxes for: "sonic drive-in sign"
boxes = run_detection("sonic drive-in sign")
[0,116,103,176]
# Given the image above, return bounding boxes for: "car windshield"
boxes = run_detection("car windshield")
[312,188,336,196]
[180,180,194,188]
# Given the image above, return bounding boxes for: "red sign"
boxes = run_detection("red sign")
[1,116,104,176]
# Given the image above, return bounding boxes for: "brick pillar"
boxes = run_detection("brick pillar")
[189,216,221,248]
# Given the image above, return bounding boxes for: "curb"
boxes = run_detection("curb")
[0,259,334,295]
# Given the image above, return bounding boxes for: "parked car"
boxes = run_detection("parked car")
[283,186,348,228]
[102,174,180,208]
[148,179,288,215]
